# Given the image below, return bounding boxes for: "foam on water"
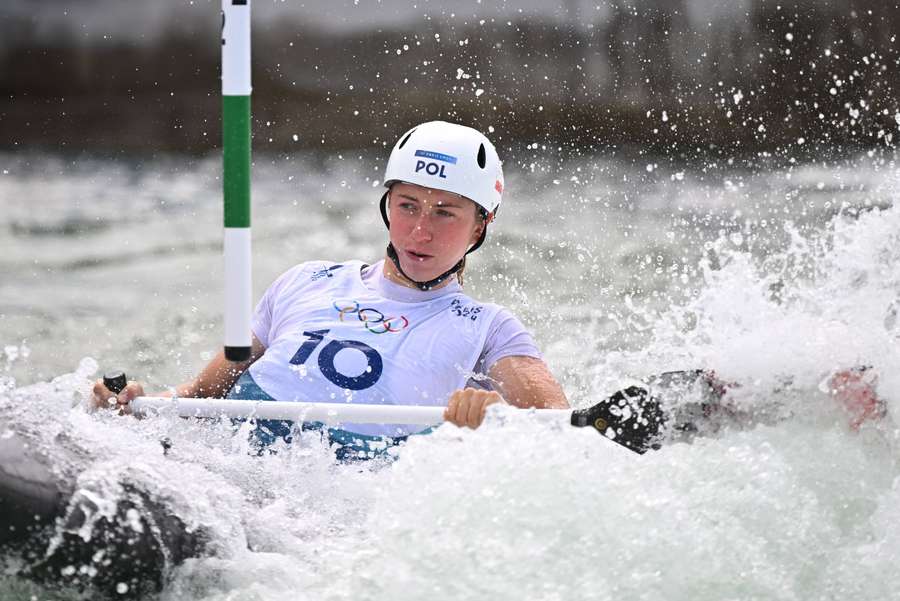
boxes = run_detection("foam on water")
[5,373,898,600]
[598,204,900,424]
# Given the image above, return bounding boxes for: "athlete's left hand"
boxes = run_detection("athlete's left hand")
[444,388,506,430]
[829,367,885,430]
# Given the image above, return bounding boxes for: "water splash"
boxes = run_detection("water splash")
[594,205,899,434]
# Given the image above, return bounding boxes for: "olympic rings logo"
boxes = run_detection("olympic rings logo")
[332,300,410,334]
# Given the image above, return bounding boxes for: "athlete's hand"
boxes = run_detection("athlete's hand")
[828,367,885,430]
[91,379,145,416]
[444,388,506,430]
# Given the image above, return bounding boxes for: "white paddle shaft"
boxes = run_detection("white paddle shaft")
[131,396,572,426]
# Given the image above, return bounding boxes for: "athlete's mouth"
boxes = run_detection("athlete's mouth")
[405,249,433,262]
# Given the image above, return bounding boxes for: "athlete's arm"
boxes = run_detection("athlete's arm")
[91,335,267,412]
[443,356,568,429]
[174,334,267,398]
[489,355,569,409]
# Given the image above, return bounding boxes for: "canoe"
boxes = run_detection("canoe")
[0,418,208,597]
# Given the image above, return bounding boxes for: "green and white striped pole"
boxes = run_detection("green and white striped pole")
[221,0,252,362]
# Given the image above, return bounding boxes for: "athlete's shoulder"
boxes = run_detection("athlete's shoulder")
[303,259,363,282]
[266,259,364,298]
[446,296,530,338]
[281,259,362,282]
[443,293,502,324]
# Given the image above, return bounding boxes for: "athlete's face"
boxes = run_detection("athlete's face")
[386,182,486,286]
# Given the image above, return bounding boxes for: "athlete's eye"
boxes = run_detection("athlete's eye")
[436,209,456,218]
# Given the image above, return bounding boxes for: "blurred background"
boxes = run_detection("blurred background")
[2,0,898,155]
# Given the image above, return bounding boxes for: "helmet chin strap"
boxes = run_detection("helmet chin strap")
[385,243,464,291]
[379,191,489,291]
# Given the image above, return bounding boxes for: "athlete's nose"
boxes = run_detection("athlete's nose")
[411,212,433,242]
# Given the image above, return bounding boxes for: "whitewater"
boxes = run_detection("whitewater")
[1,149,898,600]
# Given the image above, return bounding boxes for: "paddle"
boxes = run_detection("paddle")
[103,372,704,454]
[104,366,884,455]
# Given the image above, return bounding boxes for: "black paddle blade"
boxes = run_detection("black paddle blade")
[103,371,128,394]
[570,386,667,454]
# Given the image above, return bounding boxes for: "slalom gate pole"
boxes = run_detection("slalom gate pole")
[222,0,252,362]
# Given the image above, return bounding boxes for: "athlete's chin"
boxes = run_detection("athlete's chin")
[398,258,448,283]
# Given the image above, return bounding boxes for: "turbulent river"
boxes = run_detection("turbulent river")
[1,149,899,600]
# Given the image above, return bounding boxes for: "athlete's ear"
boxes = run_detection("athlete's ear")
[470,211,492,244]
[470,219,485,244]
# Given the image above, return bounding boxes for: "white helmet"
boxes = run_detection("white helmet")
[383,121,503,216]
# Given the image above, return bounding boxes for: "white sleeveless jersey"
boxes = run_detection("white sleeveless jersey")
[248,260,501,437]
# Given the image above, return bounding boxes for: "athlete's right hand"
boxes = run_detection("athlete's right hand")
[91,379,145,415]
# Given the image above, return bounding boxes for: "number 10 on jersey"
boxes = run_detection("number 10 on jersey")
[290,330,383,391]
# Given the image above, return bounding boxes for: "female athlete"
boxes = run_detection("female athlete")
[92,121,569,456]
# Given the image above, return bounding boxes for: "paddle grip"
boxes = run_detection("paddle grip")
[103,371,128,394]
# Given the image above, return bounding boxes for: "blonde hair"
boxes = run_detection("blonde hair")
[457,257,468,287]
[457,207,488,287]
